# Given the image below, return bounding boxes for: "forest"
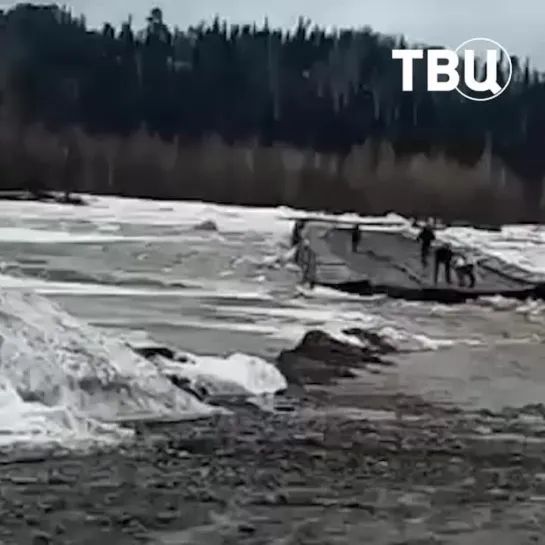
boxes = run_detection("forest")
[0,3,543,222]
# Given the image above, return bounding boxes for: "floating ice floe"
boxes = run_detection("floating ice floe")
[0,289,224,450]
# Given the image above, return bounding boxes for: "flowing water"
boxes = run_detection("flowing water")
[2,196,545,543]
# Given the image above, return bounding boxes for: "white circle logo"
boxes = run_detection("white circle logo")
[454,37,512,102]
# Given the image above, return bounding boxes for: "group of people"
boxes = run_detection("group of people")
[352,218,477,287]
[291,217,477,290]
[417,220,477,287]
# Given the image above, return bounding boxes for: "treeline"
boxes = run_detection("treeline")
[0,3,543,221]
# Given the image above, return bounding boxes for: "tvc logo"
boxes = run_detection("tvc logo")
[392,38,513,102]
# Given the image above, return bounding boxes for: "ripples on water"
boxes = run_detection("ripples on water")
[0,196,544,450]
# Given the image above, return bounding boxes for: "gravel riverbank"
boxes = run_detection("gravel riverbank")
[4,337,545,545]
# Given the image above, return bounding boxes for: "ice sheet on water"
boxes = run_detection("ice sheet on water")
[2,195,545,271]
[0,226,156,244]
[0,195,407,242]
[210,297,486,355]
[0,378,130,449]
[0,273,278,305]
[134,342,287,399]
[0,289,219,450]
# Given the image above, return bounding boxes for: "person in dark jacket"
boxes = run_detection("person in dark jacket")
[434,243,454,284]
[416,220,435,268]
[351,224,361,253]
[291,219,306,247]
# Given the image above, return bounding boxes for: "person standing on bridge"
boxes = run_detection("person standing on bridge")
[299,239,317,289]
[417,219,435,269]
[453,253,477,288]
[434,242,454,285]
[351,224,361,253]
[291,219,306,248]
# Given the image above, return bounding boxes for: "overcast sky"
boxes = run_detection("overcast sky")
[2,0,544,67]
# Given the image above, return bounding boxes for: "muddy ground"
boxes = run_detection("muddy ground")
[3,333,545,545]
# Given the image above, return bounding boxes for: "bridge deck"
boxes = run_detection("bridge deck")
[307,224,545,303]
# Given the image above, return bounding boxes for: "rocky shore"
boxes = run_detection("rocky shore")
[3,397,545,544]
[3,330,545,544]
